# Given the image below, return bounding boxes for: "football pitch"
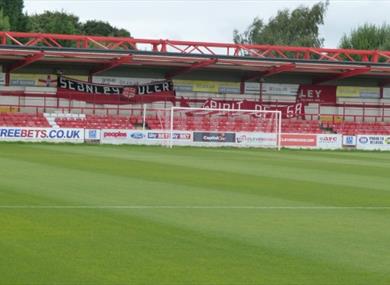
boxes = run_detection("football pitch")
[0,143,389,285]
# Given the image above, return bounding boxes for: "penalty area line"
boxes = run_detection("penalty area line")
[0,205,389,210]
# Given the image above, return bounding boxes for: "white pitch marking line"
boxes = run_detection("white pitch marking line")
[0,205,389,210]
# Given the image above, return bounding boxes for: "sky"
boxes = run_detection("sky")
[23,0,390,48]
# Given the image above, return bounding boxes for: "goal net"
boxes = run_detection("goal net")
[168,107,282,149]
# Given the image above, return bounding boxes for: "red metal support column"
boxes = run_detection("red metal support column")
[240,80,245,94]
[7,52,45,73]
[318,103,321,121]
[5,52,45,86]
[363,103,365,122]
[89,55,133,76]
[382,103,385,122]
[165,58,218,79]
[242,63,296,82]
[5,72,10,86]
[343,102,345,122]
[259,78,264,103]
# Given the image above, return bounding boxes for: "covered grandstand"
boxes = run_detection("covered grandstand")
[1,31,390,148]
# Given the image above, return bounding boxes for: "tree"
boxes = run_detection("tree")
[233,1,328,47]
[0,0,27,31]
[27,11,81,35]
[0,8,10,31]
[339,23,390,51]
[81,20,131,37]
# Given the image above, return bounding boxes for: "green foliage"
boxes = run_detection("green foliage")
[27,10,81,35]
[0,0,27,31]
[234,1,328,47]
[81,20,131,37]
[339,23,390,51]
[0,0,132,39]
[0,8,10,31]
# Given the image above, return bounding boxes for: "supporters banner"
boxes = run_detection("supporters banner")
[0,127,84,143]
[297,85,337,104]
[200,98,303,119]
[57,76,175,104]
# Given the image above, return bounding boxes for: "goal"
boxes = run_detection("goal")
[168,106,282,149]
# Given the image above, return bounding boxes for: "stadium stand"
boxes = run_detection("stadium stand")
[5,110,390,135]
[2,32,390,141]
[0,113,50,127]
[54,114,135,129]
[282,119,323,134]
[324,121,390,135]
[145,114,323,133]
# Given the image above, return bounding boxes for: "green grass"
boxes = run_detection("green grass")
[0,143,390,285]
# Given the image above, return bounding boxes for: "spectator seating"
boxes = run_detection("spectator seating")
[3,111,390,135]
[0,112,50,127]
[282,119,322,134]
[55,114,135,129]
[146,115,323,133]
[324,121,390,135]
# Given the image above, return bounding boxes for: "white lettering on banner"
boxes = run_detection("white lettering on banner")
[205,99,245,110]
[162,82,170,92]
[0,127,84,143]
[59,76,67,89]
[286,104,303,119]
[60,76,173,97]
[202,99,303,119]
[299,89,322,100]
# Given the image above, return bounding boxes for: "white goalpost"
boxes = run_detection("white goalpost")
[168,106,282,149]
